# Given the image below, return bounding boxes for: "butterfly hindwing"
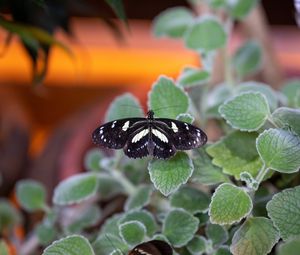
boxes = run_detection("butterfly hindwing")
[92,118,145,149]
[129,240,173,255]
[154,119,207,150]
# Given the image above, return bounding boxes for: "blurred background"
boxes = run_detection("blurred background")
[0,0,299,198]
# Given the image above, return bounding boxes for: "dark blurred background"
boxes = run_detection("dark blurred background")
[0,0,299,198]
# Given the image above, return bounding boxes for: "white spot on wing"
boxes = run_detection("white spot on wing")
[99,130,103,134]
[132,129,149,143]
[122,121,130,131]
[171,122,178,132]
[111,121,116,128]
[101,135,104,139]
[152,129,168,143]
[185,123,189,130]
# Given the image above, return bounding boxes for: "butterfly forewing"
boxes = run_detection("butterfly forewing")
[154,119,207,150]
[129,240,173,255]
[92,118,145,149]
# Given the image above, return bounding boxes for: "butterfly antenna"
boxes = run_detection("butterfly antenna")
[105,234,125,255]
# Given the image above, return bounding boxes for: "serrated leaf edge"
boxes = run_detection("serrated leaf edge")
[219,91,270,132]
[42,234,95,255]
[208,183,253,225]
[162,208,200,247]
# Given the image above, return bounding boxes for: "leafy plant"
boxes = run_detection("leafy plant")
[1,0,300,255]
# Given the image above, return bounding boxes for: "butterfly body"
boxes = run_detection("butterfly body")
[92,110,207,159]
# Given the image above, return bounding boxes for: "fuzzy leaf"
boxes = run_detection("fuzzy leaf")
[105,93,143,122]
[170,186,210,214]
[267,186,300,241]
[149,76,189,118]
[119,221,146,246]
[163,209,199,247]
[281,79,300,107]
[124,185,153,211]
[227,0,257,19]
[206,223,228,246]
[213,246,231,255]
[187,235,207,255]
[0,199,22,232]
[256,129,300,173]
[36,223,57,245]
[176,113,195,124]
[209,183,252,225]
[192,147,230,185]
[236,81,278,111]
[178,67,210,88]
[233,41,262,77]
[272,107,300,136]
[84,149,103,172]
[100,213,123,237]
[43,235,95,255]
[206,131,262,179]
[185,16,227,52]
[16,180,46,212]
[277,237,300,255]
[53,174,98,205]
[148,152,194,196]
[230,217,280,255]
[120,210,157,237]
[153,7,194,38]
[219,92,270,131]
[93,234,127,255]
[98,174,124,199]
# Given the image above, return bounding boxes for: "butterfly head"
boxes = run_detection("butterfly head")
[147,110,155,120]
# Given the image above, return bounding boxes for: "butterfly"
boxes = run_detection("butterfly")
[92,110,207,159]
[128,240,172,255]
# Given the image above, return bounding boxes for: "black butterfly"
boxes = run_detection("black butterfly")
[92,110,207,159]
[129,240,172,255]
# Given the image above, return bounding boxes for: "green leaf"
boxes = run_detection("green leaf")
[176,113,195,124]
[93,234,127,255]
[266,186,300,241]
[124,185,153,211]
[100,213,123,237]
[163,209,199,247]
[149,76,189,118]
[206,223,228,247]
[98,174,124,199]
[148,152,194,196]
[236,81,278,111]
[256,128,300,173]
[227,0,257,19]
[119,221,146,246]
[281,79,300,107]
[84,149,103,172]
[36,223,57,245]
[43,235,95,255]
[272,107,300,136]
[192,146,230,185]
[105,0,127,22]
[53,173,98,205]
[153,7,194,38]
[105,93,143,122]
[110,250,123,255]
[206,84,232,118]
[178,67,210,88]
[0,240,9,255]
[230,217,280,255]
[187,235,207,255]
[233,41,262,77]
[170,186,210,214]
[213,246,232,255]
[120,210,157,237]
[16,180,46,212]
[209,183,252,225]
[184,16,227,52]
[206,131,262,179]
[219,92,270,131]
[277,237,300,255]
[0,199,22,232]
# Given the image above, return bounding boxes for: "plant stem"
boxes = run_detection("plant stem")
[255,163,270,185]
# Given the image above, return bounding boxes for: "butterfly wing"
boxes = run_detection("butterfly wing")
[154,118,207,150]
[129,240,172,255]
[123,126,150,159]
[92,118,145,149]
